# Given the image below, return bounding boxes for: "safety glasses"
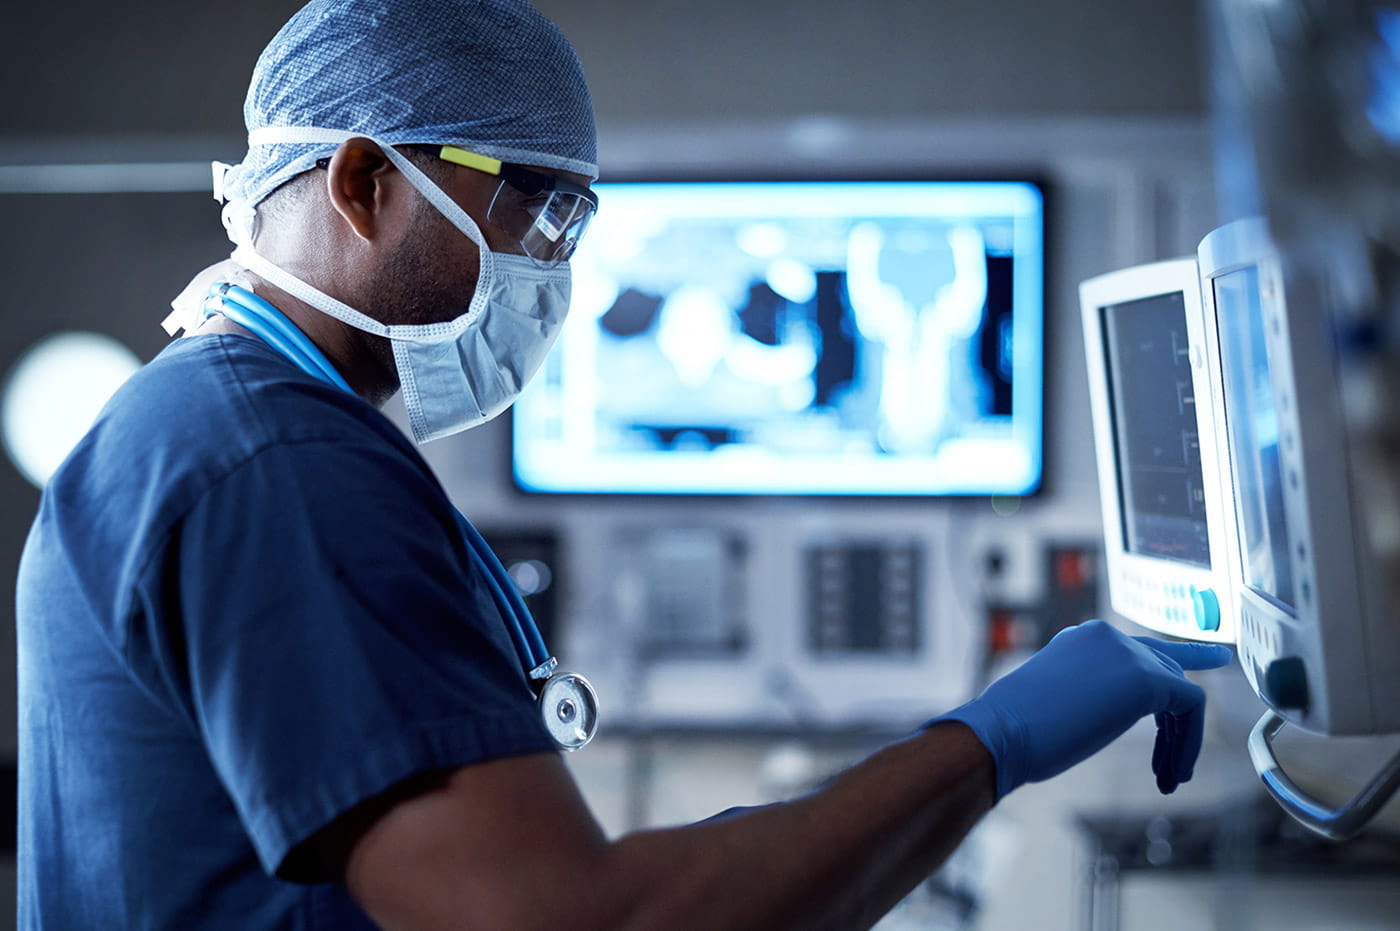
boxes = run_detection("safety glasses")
[437,145,597,268]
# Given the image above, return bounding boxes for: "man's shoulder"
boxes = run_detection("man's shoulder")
[114,333,407,460]
[49,333,421,520]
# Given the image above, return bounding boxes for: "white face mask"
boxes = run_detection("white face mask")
[178,127,572,444]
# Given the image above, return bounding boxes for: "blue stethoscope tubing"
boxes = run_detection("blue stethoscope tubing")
[451,511,550,671]
[218,285,352,392]
[205,283,594,748]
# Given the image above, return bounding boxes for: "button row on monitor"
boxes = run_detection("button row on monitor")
[1121,572,1195,600]
[1120,594,1194,625]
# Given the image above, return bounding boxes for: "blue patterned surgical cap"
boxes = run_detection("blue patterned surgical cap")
[220,0,598,212]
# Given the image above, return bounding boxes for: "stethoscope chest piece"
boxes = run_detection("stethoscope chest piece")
[538,671,599,751]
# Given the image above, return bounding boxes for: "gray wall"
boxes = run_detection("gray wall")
[544,0,1204,124]
[2,1,1204,139]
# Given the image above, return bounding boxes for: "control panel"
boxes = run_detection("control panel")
[804,540,922,656]
[1111,567,1222,634]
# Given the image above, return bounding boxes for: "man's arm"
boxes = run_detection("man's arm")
[335,621,1233,930]
[342,721,993,931]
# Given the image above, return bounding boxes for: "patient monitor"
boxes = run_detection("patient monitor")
[1198,219,1400,738]
[1198,0,1400,840]
[1197,219,1400,838]
[1083,222,1400,839]
[1079,258,1234,645]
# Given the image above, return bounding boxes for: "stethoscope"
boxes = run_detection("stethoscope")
[204,282,599,751]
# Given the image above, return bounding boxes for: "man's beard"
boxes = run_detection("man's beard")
[355,199,482,391]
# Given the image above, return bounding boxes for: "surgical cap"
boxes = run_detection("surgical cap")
[220,0,598,213]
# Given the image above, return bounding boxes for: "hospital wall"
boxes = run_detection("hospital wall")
[2,2,1398,929]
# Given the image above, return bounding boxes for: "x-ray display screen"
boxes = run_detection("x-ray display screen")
[1214,266,1296,610]
[511,180,1044,496]
[1100,292,1212,567]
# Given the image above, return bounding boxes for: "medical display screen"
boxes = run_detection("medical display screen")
[511,180,1045,496]
[1214,266,1296,610]
[1099,292,1211,568]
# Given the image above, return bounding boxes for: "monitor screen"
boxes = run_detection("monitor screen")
[1100,292,1212,568]
[1213,265,1296,610]
[511,179,1045,496]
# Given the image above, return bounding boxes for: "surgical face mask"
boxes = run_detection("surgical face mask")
[195,127,571,444]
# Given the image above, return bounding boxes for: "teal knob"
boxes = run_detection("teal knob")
[1190,586,1220,631]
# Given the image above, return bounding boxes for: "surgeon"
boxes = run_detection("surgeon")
[14,1,1233,928]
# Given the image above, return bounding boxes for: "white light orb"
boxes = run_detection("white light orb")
[3,332,142,488]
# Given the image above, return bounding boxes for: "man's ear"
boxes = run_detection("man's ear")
[324,138,398,242]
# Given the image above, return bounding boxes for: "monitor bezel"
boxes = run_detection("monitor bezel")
[506,172,1051,501]
[1079,257,1234,643]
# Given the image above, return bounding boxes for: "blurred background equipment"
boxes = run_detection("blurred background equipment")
[1204,0,1400,838]
[1208,0,1400,630]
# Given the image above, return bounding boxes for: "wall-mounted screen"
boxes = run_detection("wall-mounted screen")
[511,179,1045,496]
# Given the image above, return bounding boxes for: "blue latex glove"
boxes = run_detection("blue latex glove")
[931,619,1234,800]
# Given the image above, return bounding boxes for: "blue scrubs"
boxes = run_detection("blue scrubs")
[16,334,556,929]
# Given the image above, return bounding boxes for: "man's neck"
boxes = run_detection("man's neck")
[195,281,399,407]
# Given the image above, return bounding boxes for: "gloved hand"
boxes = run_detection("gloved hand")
[931,619,1234,800]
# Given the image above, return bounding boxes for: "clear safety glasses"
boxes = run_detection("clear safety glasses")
[437,145,597,268]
